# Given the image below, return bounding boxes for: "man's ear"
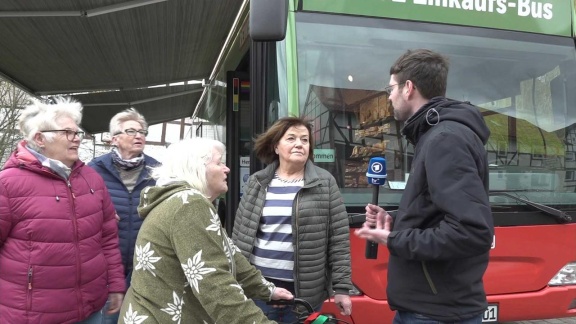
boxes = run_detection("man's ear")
[405,80,417,97]
[405,80,413,94]
[33,132,45,148]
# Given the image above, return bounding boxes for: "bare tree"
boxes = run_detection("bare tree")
[0,79,30,166]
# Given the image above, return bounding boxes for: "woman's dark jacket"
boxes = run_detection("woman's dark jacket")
[387,97,494,321]
[88,153,158,277]
[232,160,353,308]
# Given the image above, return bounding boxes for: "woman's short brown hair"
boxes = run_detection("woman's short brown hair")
[254,116,314,164]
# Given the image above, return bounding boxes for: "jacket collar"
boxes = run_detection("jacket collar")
[401,97,446,145]
[96,151,157,170]
[255,159,321,187]
[4,141,83,173]
[400,96,490,146]
[94,152,157,183]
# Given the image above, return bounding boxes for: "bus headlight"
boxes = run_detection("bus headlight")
[548,262,576,286]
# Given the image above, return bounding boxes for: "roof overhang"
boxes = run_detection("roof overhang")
[0,0,243,133]
[74,84,204,133]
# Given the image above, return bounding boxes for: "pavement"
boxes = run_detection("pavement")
[504,318,576,324]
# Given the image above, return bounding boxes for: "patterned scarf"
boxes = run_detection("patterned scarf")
[111,147,145,171]
[27,145,72,180]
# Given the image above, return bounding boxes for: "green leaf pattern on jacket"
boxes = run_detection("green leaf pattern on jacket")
[134,242,162,276]
[181,250,217,293]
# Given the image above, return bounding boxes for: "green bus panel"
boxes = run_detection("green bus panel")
[301,0,572,37]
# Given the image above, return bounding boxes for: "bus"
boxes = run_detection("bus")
[193,0,576,322]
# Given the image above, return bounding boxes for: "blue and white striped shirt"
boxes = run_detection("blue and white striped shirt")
[250,176,304,281]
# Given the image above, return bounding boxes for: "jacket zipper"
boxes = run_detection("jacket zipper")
[293,191,301,297]
[252,178,266,250]
[325,208,331,298]
[127,191,133,274]
[224,233,237,277]
[421,261,438,295]
[67,179,83,318]
[26,266,33,312]
[291,180,319,300]
[107,162,143,276]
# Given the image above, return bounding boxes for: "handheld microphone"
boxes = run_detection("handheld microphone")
[365,156,387,259]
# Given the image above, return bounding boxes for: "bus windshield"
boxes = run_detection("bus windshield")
[295,12,576,209]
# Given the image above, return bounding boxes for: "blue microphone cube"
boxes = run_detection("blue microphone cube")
[366,157,387,186]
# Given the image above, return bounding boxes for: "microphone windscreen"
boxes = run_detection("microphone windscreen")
[366,156,387,186]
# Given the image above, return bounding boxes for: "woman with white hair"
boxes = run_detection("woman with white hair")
[119,138,293,324]
[0,98,126,323]
[88,108,159,323]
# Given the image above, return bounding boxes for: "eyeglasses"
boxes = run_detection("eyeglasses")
[115,128,148,137]
[41,129,85,141]
[384,82,406,94]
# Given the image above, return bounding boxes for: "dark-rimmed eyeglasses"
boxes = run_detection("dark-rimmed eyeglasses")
[114,128,148,137]
[41,129,85,141]
[384,82,407,94]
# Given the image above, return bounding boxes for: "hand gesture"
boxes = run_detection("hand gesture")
[364,204,388,227]
[356,206,393,245]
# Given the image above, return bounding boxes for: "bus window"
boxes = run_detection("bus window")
[295,12,576,211]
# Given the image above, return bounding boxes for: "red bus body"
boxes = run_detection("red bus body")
[322,222,576,323]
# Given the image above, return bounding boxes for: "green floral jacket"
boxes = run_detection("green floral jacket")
[119,182,277,324]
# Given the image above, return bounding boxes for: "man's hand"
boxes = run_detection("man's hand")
[334,294,352,316]
[364,204,389,227]
[355,209,393,245]
[106,293,124,314]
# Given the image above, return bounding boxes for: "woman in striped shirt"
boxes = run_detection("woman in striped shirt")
[233,117,353,323]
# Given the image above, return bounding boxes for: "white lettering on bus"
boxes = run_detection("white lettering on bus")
[518,0,553,19]
[412,0,553,20]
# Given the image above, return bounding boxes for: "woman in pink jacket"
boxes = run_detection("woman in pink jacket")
[0,98,126,323]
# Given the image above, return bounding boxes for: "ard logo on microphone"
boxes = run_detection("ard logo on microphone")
[371,162,383,173]
[366,157,387,186]
[370,162,384,185]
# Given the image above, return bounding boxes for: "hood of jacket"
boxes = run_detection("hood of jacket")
[138,181,204,219]
[401,97,490,146]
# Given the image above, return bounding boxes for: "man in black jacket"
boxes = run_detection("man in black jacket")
[356,49,494,323]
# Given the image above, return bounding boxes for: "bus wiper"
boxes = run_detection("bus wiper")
[489,190,572,224]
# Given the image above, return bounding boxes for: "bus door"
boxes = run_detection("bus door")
[225,71,250,236]
[223,40,281,235]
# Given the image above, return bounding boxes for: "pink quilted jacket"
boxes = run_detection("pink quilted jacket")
[0,142,126,323]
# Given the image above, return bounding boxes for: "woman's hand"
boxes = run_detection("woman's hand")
[334,294,352,316]
[106,292,124,314]
[271,287,293,301]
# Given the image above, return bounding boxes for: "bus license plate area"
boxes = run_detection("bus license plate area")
[482,305,498,322]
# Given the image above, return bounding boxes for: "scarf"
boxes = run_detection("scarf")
[111,147,145,171]
[27,145,72,180]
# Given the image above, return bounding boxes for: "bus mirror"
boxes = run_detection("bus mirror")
[250,0,288,41]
